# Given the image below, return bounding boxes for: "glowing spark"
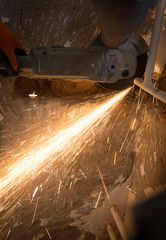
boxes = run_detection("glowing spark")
[0,88,130,220]
[29,92,37,98]
[5,229,11,240]
[131,118,136,131]
[79,169,87,179]
[136,92,144,114]
[136,143,143,157]
[32,186,39,201]
[98,168,110,200]
[58,181,62,197]
[73,178,77,187]
[119,128,130,153]
[20,140,26,146]
[45,228,52,239]
[136,98,141,114]
[143,110,147,122]
[69,181,73,189]
[110,110,122,131]
[113,152,117,166]
[126,186,136,194]
[32,197,39,224]
[95,191,102,208]
[108,144,112,151]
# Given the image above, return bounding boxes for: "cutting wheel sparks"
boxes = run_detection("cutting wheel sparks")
[0,88,131,222]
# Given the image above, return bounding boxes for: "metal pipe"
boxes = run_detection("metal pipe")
[144,0,166,87]
[134,77,166,103]
[107,224,118,240]
[134,0,166,104]
[110,206,128,240]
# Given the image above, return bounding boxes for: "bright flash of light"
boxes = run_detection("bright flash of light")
[154,64,161,74]
[29,92,37,98]
[0,88,130,222]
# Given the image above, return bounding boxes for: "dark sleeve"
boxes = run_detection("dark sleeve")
[92,0,155,48]
[131,190,166,240]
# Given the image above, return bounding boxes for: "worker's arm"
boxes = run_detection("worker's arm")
[92,0,155,48]
[0,21,24,72]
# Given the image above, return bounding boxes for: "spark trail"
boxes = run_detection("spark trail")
[0,88,130,223]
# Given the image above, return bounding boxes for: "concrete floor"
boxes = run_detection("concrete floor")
[0,76,166,240]
[0,0,99,50]
[0,1,166,239]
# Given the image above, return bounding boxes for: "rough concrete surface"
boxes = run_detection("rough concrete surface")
[0,0,99,50]
[0,1,166,240]
[0,75,166,240]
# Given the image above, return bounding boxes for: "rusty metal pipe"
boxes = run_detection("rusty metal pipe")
[134,77,166,103]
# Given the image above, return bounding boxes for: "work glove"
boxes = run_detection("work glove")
[0,21,25,74]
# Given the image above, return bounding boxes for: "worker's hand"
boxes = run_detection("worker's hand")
[0,21,24,72]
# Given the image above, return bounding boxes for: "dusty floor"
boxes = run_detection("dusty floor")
[0,75,166,240]
[0,1,166,239]
[0,0,99,50]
